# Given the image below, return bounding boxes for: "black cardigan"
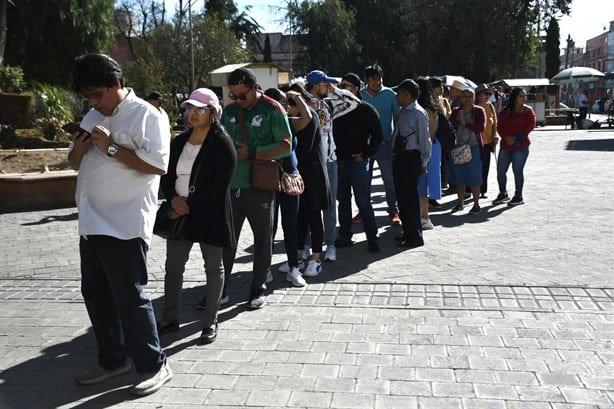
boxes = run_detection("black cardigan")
[161,126,237,247]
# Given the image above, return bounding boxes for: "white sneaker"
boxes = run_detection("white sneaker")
[302,245,311,260]
[303,259,322,277]
[278,260,304,273]
[324,246,336,262]
[266,269,274,283]
[422,218,434,230]
[128,361,172,396]
[248,295,266,309]
[286,267,306,287]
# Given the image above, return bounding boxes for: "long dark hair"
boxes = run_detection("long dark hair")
[415,77,438,112]
[502,87,525,114]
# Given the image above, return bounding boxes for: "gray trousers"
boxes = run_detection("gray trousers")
[163,240,224,327]
[223,187,275,299]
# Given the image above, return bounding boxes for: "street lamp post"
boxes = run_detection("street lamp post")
[189,0,195,90]
[565,34,574,69]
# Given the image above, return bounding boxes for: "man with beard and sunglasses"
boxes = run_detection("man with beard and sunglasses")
[220,67,292,309]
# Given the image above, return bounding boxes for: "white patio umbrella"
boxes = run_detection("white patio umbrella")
[439,75,478,89]
[551,66,605,83]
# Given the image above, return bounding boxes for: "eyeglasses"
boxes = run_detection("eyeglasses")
[228,86,254,101]
[81,87,111,100]
[184,104,208,114]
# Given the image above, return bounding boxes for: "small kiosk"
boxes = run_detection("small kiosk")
[490,78,560,126]
[209,62,290,107]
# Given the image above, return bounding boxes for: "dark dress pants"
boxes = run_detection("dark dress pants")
[392,151,424,244]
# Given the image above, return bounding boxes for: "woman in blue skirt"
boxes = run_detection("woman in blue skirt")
[449,88,486,214]
[415,77,441,229]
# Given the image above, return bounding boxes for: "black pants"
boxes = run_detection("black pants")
[577,107,588,128]
[481,143,495,194]
[392,151,423,244]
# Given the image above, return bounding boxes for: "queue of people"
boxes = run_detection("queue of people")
[67,54,535,398]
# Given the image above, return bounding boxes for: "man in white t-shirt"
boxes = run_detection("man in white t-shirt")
[576,90,589,128]
[68,53,171,397]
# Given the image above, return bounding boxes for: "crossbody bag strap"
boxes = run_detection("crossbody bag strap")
[187,138,206,197]
[239,109,248,144]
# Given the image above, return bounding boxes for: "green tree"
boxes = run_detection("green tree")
[544,17,561,79]
[291,0,361,75]
[205,0,262,46]
[5,0,116,85]
[145,14,250,94]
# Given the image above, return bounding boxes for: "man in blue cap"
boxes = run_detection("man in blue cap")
[303,69,359,272]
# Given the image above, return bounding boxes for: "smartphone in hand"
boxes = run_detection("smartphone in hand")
[62,123,91,140]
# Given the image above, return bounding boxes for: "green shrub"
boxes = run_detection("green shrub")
[31,83,77,140]
[0,65,26,93]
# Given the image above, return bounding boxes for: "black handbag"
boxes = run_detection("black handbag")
[436,111,456,152]
[153,141,204,240]
[153,201,189,240]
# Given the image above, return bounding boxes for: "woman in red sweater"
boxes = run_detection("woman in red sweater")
[493,88,536,206]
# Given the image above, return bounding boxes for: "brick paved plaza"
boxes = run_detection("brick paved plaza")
[1,123,613,408]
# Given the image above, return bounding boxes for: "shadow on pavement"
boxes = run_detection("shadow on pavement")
[0,327,146,409]
[566,138,614,151]
[20,211,79,226]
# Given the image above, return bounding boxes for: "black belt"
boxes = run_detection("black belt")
[393,149,420,156]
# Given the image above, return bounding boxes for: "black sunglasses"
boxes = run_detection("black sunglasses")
[228,86,254,101]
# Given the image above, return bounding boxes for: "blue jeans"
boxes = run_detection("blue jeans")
[80,235,165,374]
[369,144,398,214]
[337,159,378,242]
[497,147,530,198]
[322,161,338,246]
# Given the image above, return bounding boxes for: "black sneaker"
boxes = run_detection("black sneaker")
[469,205,481,214]
[492,193,510,205]
[428,199,442,209]
[508,196,524,206]
[451,203,464,212]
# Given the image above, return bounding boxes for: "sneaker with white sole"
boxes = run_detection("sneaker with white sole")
[128,361,172,396]
[323,246,336,262]
[303,259,322,277]
[286,267,306,287]
[76,361,131,385]
[421,218,434,230]
[248,295,266,309]
[278,260,304,273]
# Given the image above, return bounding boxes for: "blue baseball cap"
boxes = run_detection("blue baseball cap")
[306,70,337,86]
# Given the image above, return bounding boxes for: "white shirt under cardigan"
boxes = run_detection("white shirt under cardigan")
[175,142,201,197]
[76,89,170,245]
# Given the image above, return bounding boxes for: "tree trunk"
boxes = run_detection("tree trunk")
[0,0,7,65]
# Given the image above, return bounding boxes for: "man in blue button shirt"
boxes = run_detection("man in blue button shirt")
[391,79,431,249]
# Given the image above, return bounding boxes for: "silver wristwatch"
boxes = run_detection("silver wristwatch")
[107,143,119,157]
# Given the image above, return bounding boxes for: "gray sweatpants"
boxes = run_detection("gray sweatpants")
[163,240,224,327]
[223,187,275,299]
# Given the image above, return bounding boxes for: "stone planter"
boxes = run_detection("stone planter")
[0,170,77,213]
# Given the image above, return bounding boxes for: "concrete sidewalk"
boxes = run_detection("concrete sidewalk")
[1,125,613,408]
